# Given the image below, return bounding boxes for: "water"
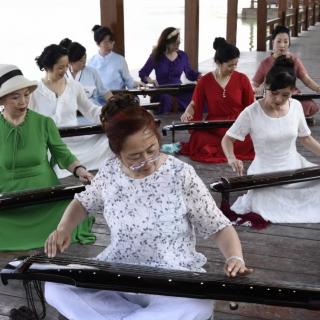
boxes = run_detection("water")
[0,0,256,80]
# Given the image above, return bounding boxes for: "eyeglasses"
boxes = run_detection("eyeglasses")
[129,152,160,171]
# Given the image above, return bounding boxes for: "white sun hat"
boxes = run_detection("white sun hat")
[0,64,37,99]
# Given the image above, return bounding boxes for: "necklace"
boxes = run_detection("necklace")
[214,70,231,98]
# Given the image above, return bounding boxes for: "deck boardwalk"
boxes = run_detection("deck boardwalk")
[1,23,320,319]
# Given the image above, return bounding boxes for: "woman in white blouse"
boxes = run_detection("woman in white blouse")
[29,44,112,178]
[44,104,252,320]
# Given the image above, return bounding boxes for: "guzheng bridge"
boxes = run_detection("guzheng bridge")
[1,1,320,319]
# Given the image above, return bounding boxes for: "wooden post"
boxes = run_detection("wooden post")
[226,0,238,45]
[303,0,309,30]
[184,0,199,70]
[278,0,288,26]
[311,0,316,25]
[100,0,125,56]
[257,0,267,51]
[292,0,300,36]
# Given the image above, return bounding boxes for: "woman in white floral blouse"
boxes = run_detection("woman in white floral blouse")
[44,100,252,320]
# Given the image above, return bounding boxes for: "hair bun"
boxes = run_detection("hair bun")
[213,37,227,50]
[59,38,72,49]
[92,24,101,32]
[274,55,294,69]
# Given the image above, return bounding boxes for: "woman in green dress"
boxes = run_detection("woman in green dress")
[0,64,96,250]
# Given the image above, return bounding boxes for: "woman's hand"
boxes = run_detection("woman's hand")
[224,256,253,278]
[76,167,94,184]
[45,228,72,258]
[227,157,244,176]
[134,80,148,88]
[180,110,193,122]
[147,78,159,87]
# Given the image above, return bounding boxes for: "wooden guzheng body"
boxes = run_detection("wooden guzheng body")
[255,93,320,101]
[59,124,104,137]
[112,83,196,96]
[0,184,84,210]
[1,254,319,310]
[210,165,320,193]
[162,120,234,142]
[59,118,161,138]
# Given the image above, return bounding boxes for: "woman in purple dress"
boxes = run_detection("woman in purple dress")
[139,27,200,114]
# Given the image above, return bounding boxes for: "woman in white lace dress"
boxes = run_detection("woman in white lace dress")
[222,56,320,223]
[44,107,252,320]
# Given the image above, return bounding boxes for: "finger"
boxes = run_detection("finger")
[44,238,49,254]
[48,231,57,258]
[230,263,242,277]
[238,162,244,176]
[59,238,66,253]
[226,261,242,277]
[225,260,237,277]
[81,177,90,185]
[86,173,93,182]
[235,162,243,176]
[60,237,71,253]
[223,263,230,277]
[44,232,54,254]
[56,234,64,254]
[241,267,254,275]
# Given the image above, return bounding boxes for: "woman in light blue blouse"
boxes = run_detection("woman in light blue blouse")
[87,25,143,90]
[60,38,112,106]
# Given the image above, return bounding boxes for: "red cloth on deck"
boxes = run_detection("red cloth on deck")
[180,71,255,163]
[220,199,270,230]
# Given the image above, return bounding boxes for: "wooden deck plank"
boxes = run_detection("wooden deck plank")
[215,300,320,320]
[215,311,266,320]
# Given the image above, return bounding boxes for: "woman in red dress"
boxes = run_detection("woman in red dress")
[180,38,254,163]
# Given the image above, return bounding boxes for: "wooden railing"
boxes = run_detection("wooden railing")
[257,0,320,51]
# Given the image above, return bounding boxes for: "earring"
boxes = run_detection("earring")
[262,88,266,97]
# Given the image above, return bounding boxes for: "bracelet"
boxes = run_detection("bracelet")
[225,256,245,265]
[73,165,86,178]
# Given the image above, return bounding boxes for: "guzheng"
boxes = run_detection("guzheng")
[162,120,234,142]
[210,165,320,193]
[59,118,161,138]
[255,93,320,101]
[140,102,161,110]
[112,83,196,96]
[0,184,84,210]
[59,124,104,137]
[1,254,319,310]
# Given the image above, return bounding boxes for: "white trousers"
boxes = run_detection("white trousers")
[45,282,214,320]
